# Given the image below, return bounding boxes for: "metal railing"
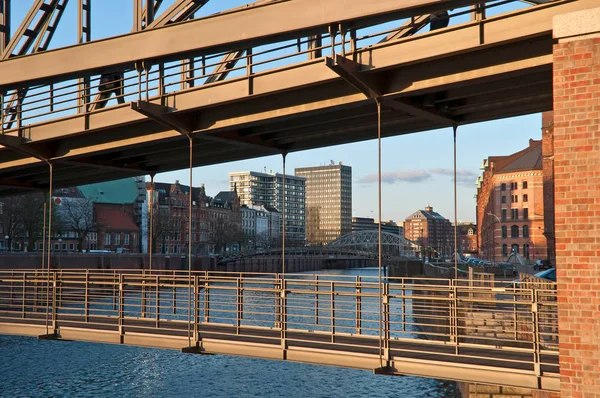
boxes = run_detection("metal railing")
[0,0,562,134]
[0,269,558,382]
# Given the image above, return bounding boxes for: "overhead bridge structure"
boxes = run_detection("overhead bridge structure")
[0,0,594,194]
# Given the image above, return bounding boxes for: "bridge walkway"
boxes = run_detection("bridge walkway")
[0,270,559,391]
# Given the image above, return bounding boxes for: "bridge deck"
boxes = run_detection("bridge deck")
[0,270,559,391]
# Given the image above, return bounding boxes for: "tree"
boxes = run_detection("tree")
[0,196,25,250]
[60,197,95,252]
[20,192,46,251]
[209,220,242,254]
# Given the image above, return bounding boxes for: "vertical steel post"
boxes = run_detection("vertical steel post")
[355,275,361,334]
[133,0,142,31]
[280,278,287,355]
[376,98,384,369]
[0,92,4,134]
[236,278,241,334]
[193,274,199,345]
[149,173,155,271]
[532,289,541,377]
[144,0,154,27]
[453,126,458,280]
[45,162,53,336]
[281,153,287,275]
[77,0,91,114]
[0,0,10,55]
[203,275,209,323]
[187,134,193,347]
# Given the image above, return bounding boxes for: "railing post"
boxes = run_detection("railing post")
[141,269,147,318]
[84,269,89,323]
[384,283,391,362]
[355,276,361,334]
[112,271,117,312]
[118,274,124,339]
[532,288,541,377]
[155,275,160,329]
[21,272,26,319]
[204,275,210,323]
[172,275,177,315]
[236,278,242,334]
[33,269,38,312]
[194,275,199,345]
[315,275,319,325]
[51,276,58,333]
[9,270,14,306]
[330,281,335,343]
[401,279,406,333]
[280,278,287,357]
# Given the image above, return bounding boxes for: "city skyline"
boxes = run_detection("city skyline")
[156,113,542,224]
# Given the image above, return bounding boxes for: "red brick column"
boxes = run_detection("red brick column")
[553,9,600,397]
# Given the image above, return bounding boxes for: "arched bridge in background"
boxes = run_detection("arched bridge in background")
[327,231,418,258]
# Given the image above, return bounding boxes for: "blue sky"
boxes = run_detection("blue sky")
[10,0,543,223]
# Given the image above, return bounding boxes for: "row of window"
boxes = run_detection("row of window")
[501,243,533,259]
[502,194,528,203]
[104,233,135,246]
[501,225,530,239]
[501,208,529,220]
[501,181,528,191]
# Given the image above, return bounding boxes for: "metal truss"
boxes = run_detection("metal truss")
[328,230,415,250]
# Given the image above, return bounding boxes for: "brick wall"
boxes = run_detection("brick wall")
[553,11,600,397]
[458,383,559,398]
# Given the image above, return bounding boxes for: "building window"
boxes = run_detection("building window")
[69,243,74,251]
[524,244,530,260]
[511,244,519,254]
[510,182,518,190]
[523,194,528,202]
[512,208,519,220]
[502,244,508,257]
[511,225,519,238]
[501,226,507,238]
[523,225,529,238]
[501,196,506,204]
[501,209,507,221]
[124,234,130,245]
[114,233,121,245]
[523,181,528,189]
[501,183,506,191]
[105,233,111,245]
[523,208,529,220]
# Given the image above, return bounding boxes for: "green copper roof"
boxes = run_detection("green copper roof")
[78,178,139,204]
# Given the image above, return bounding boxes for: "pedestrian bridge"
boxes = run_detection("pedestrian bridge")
[0,0,596,194]
[0,270,558,391]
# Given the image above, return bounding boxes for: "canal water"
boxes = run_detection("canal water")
[0,268,457,397]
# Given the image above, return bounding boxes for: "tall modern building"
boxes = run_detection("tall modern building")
[229,171,306,244]
[295,163,352,245]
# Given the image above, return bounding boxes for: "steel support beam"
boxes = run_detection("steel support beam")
[0,135,51,160]
[325,55,455,125]
[0,0,10,54]
[130,100,193,135]
[57,159,151,174]
[0,0,491,88]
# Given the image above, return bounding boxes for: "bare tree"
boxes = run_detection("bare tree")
[60,197,95,252]
[20,192,46,250]
[209,220,243,254]
[0,196,25,250]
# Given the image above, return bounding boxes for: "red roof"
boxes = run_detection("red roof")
[96,206,139,231]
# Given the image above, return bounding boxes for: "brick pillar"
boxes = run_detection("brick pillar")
[541,112,556,264]
[553,8,600,397]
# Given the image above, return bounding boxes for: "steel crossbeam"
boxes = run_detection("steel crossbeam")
[0,0,493,88]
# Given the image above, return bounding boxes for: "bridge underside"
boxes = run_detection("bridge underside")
[0,0,594,195]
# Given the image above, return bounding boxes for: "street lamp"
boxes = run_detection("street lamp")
[4,235,9,252]
[487,213,501,264]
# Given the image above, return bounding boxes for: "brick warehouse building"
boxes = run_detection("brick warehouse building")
[404,206,453,258]
[476,139,547,263]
